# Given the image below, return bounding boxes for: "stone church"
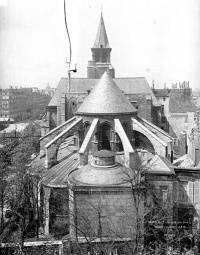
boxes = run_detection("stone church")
[42,13,161,135]
[32,13,200,250]
[35,70,174,238]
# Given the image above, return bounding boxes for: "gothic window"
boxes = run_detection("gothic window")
[115,133,123,152]
[84,123,91,137]
[101,124,111,150]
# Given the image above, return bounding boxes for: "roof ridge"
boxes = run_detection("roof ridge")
[114,77,146,79]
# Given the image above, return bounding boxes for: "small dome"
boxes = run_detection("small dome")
[76,71,137,116]
[93,150,115,166]
[68,162,130,186]
[93,150,115,158]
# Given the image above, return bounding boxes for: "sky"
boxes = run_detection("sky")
[0,0,200,90]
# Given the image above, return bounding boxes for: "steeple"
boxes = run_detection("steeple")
[87,12,115,79]
[93,13,110,48]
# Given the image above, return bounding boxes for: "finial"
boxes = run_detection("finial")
[101,5,103,14]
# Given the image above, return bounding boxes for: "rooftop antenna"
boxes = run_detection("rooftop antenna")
[64,0,77,93]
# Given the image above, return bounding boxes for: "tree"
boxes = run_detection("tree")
[0,121,42,249]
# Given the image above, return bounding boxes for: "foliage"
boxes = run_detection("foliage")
[0,121,42,245]
[12,122,41,166]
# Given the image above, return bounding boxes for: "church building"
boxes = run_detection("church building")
[35,70,175,239]
[42,13,161,135]
[31,13,200,252]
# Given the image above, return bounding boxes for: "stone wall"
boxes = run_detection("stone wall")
[74,188,144,238]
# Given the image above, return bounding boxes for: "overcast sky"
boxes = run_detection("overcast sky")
[0,0,200,90]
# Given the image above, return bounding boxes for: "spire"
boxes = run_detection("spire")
[93,13,110,48]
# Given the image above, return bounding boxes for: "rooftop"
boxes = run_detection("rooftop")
[153,89,170,98]
[48,77,160,108]
[169,99,197,113]
[69,161,130,187]
[76,71,137,116]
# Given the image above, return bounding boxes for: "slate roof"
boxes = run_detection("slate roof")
[154,89,170,98]
[48,76,159,107]
[42,152,80,187]
[173,154,195,168]
[93,13,110,48]
[145,154,174,175]
[76,71,137,116]
[169,99,197,113]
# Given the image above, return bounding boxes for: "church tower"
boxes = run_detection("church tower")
[87,13,115,79]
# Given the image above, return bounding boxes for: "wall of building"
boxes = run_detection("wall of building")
[169,112,196,138]
[173,170,200,230]
[75,189,143,238]
[125,94,154,124]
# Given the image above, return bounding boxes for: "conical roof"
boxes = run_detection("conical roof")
[93,13,110,48]
[76,71,137,116]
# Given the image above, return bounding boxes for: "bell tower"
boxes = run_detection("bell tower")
[87,13,115,79]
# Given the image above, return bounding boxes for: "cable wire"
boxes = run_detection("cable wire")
[64,0,72,68]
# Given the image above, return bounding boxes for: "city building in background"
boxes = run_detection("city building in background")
[0,85,54,122]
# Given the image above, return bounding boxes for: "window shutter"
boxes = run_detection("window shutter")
[194,181,200,203]
[173,181,178,202]
[188,182,193,203]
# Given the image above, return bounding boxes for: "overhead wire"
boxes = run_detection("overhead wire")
[64,0,72,69]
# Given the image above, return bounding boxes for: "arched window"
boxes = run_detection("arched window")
[84,123,91,137]
[101,124,111,150]
[115,133,124,152]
